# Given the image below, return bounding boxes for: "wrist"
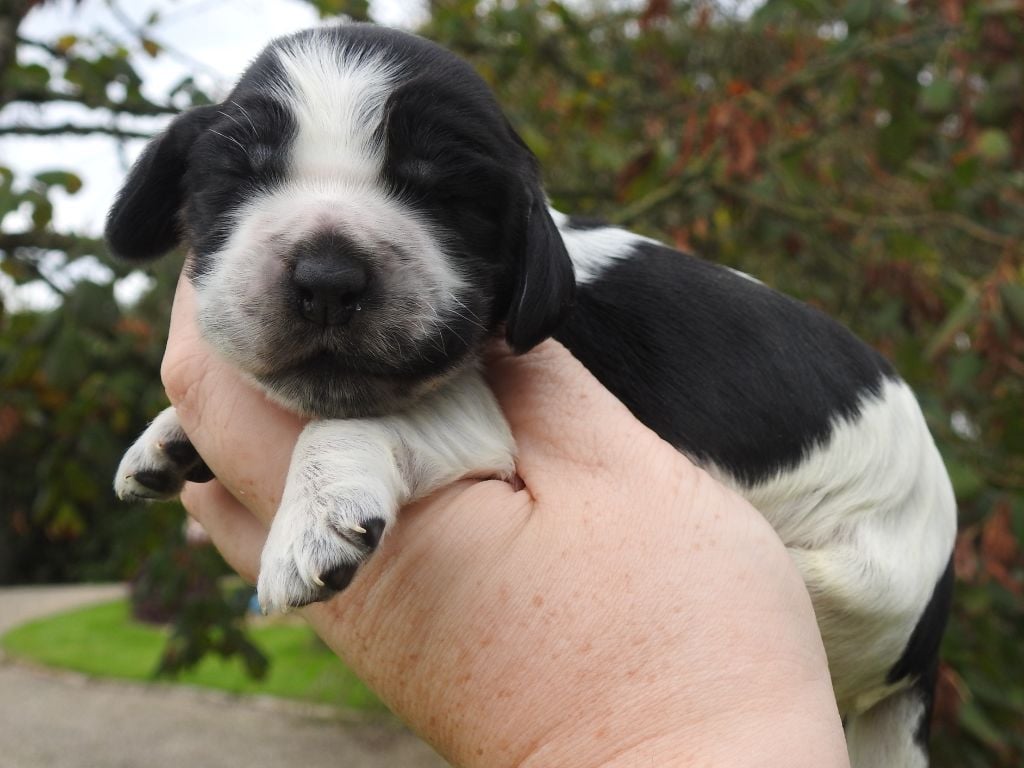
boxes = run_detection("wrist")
[516,673,848,768]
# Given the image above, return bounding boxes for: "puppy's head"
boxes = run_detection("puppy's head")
[107,24,573,417]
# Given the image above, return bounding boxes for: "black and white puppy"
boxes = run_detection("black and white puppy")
[108,24,956,768]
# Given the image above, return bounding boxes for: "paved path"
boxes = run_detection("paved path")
[0,584,447,768]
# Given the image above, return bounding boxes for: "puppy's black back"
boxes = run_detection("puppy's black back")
[555,240,894,485]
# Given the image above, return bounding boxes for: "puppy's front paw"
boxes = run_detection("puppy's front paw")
[257,487,392,612]
[114,407,213,502]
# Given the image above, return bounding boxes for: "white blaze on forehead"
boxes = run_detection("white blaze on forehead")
[273,35,399,182]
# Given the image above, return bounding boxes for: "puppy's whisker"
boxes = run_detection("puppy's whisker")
[218,110,247,134]
[230,100,259,136]
[209,129,247,154]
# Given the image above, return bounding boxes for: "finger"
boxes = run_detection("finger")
[181,480,267,583]
[162,275,303,525]
[485,340,681,486]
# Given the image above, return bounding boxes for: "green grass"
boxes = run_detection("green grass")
[1,599,385,713]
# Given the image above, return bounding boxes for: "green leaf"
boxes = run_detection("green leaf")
[308,0,370,21]
[999,282,1024,332]
[877,111,921,171]
[64,280,119,330]
[947,458,984,501]
[976,129,1012,165]
[926,288,979,360]
[844,0,877,29]
[6,62,50,92]
[959,701,1006,749]
[30,197,53,229]
[34,171,84,195]
[55,35,78,54]
[949,353,983,395]
[919,78,956,115]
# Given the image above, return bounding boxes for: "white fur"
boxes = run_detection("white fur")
[273,33,397,185]
[707,378,957,717]
[847,689,930,768]
[257,364,515,611]
[549,209,658,285]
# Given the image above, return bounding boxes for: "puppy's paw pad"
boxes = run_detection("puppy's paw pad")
[130,469,183,497]
[336,516,387,551]
[322,562,360,592]
[114,409,213,503]
[159,439,199,467]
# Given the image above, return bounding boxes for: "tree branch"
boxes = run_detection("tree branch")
[1,231,109,259]
[0,122,153,139]
[7,88,178,116]
[713,182,1022,253]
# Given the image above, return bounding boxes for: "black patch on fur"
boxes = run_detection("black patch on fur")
[887,554,955,746]
[555,241,895,484]
[104,45,295,269]
[183,97,294,278]
[105,104,219,261]
[504,192,575,352]
[370,24,574,354]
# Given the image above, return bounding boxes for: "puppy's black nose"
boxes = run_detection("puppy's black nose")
[290,234,369,326]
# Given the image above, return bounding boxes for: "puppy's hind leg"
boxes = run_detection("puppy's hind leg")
[846,556,954,768]
[846,685,932,768]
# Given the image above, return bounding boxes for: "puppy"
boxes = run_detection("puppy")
[108,24,956,767]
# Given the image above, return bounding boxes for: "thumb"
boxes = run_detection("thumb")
[485,340,678,489]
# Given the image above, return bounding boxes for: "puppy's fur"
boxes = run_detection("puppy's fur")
[109,24,956,767]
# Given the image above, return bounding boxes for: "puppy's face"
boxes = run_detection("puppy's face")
[107,25,573,417]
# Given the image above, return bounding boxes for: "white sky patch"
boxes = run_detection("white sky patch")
[0,0,422,310]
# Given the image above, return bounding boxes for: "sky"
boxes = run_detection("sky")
[0,0,424,308]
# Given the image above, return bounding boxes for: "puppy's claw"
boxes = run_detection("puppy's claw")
[349,523,367,535]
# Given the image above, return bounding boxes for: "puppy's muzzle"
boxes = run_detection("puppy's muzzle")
[290,233,370,327]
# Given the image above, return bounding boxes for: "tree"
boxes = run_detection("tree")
[1,0,255,674]
[2,1,1020,764]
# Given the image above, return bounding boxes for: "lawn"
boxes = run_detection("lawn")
[1,599,385,713]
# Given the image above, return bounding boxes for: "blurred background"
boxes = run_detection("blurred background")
[0,1,1021,766]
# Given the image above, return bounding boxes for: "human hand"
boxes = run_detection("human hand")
[163,276,849,768]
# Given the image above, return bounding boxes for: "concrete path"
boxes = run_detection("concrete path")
[0,584,447,768]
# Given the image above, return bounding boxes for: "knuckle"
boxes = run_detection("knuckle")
[160,343,208,427]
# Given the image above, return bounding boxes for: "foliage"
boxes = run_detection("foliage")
[1,598,385,711]
[1,0,1021,764]
[0,0,258,678]
[130,537,268,679]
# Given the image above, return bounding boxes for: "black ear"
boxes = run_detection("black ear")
[504,191,576,353]
[105,105,217,261]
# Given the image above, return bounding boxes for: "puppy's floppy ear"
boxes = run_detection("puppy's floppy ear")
[504,189,576,353]
[105,104,218,261]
